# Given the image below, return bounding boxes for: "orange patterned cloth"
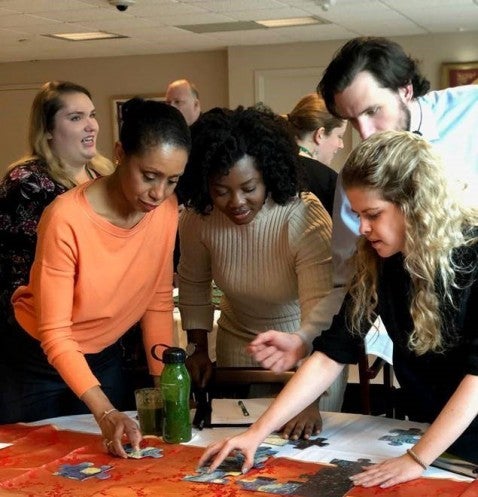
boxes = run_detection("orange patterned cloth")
[0,424,476,497]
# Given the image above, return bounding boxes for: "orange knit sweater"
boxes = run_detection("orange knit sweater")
[12,181,177,397]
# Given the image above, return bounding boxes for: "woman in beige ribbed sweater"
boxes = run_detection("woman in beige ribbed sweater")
[177,106,347,440]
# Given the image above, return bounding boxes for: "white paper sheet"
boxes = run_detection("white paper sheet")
[210,398,273,425]
[364,317,394,364]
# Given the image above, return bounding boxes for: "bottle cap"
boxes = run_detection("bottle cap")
[162,347,187,364]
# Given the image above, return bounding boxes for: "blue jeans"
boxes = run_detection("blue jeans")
[0,319,126,423]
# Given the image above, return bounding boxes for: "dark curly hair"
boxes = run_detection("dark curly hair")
[177,105,303,214]
[318,37,430,118]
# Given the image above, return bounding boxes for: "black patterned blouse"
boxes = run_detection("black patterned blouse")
[0,159,68,322]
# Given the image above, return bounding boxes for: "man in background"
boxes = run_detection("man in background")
[165,79,201,126]
[165,79,201,278]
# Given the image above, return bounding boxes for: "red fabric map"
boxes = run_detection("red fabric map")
[0,424,476,497]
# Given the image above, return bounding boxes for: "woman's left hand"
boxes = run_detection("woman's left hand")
[99,410,142,458]
[349,454,425,488]
[186,350,213,389]
[279,401,322,440]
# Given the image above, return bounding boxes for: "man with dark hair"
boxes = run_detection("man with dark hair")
[318,37,430,129]
[251,36,478,383]
[165,79,201,126]
[317,37,478,292]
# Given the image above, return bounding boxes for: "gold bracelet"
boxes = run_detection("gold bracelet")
[98,408,118,424]
[406,448,427,470]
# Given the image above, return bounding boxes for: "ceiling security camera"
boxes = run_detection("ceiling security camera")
[108,0,136,12]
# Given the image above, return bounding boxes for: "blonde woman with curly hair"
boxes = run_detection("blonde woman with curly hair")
[199,130,478,489]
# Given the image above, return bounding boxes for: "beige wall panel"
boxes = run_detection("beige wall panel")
[252,65,351,171]
[0,84,41,169]
[254,67,325,114]
[0,50,228,173]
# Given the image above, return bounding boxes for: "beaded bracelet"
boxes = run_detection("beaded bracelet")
[406,448,427,470]
[98,408,118,424]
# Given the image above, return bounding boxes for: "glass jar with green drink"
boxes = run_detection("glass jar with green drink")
[134,387,163,436]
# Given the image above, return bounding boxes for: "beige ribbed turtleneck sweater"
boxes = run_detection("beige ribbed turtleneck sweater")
[178,193,349,410]
[178,193,332,348]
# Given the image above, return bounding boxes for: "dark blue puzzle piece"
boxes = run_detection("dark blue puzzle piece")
[237,476,302,494]
[289,437,329,450]
[54,462,112,481]
[379,427,423,446]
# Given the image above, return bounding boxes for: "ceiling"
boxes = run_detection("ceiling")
[0,0,477,63]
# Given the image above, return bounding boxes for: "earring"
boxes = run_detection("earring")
[114,158,119,167]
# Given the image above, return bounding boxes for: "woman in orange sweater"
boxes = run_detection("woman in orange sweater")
[6,99,190,457]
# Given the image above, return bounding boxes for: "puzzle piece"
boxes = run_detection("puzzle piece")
[199,446,278,474]
[253,446,279,468]
[330,458,373,471]
[289,437,329,450]
[292,458,373,497]
[189,445,279,483]
[183,470,233,484]
[185,455,246,483]
[379,427,423,446]
[123,443,163,459]
[54,462,112,481]
[237,476,302,494]
[264,433,289,446]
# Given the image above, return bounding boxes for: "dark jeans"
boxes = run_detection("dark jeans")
[0,319,126,423]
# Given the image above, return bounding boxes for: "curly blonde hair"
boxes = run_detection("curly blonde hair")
[342,131,478,355]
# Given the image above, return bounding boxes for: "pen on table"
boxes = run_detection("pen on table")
[238,400,250,417]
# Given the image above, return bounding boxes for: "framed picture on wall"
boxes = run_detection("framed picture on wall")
[111,94,165,143]
[441,61,478,88]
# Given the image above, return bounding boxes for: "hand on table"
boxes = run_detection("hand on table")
[349,454,425,488]
[247,331,306,373]
[198,429,264,474]
[279,401,322,440]
[99,410,142,458]
[186,350,213,389]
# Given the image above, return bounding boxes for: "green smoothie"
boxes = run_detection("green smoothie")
[137,406,163,436]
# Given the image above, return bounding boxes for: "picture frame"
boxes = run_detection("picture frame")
[111,94,165,143]
[441,61,478,89]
